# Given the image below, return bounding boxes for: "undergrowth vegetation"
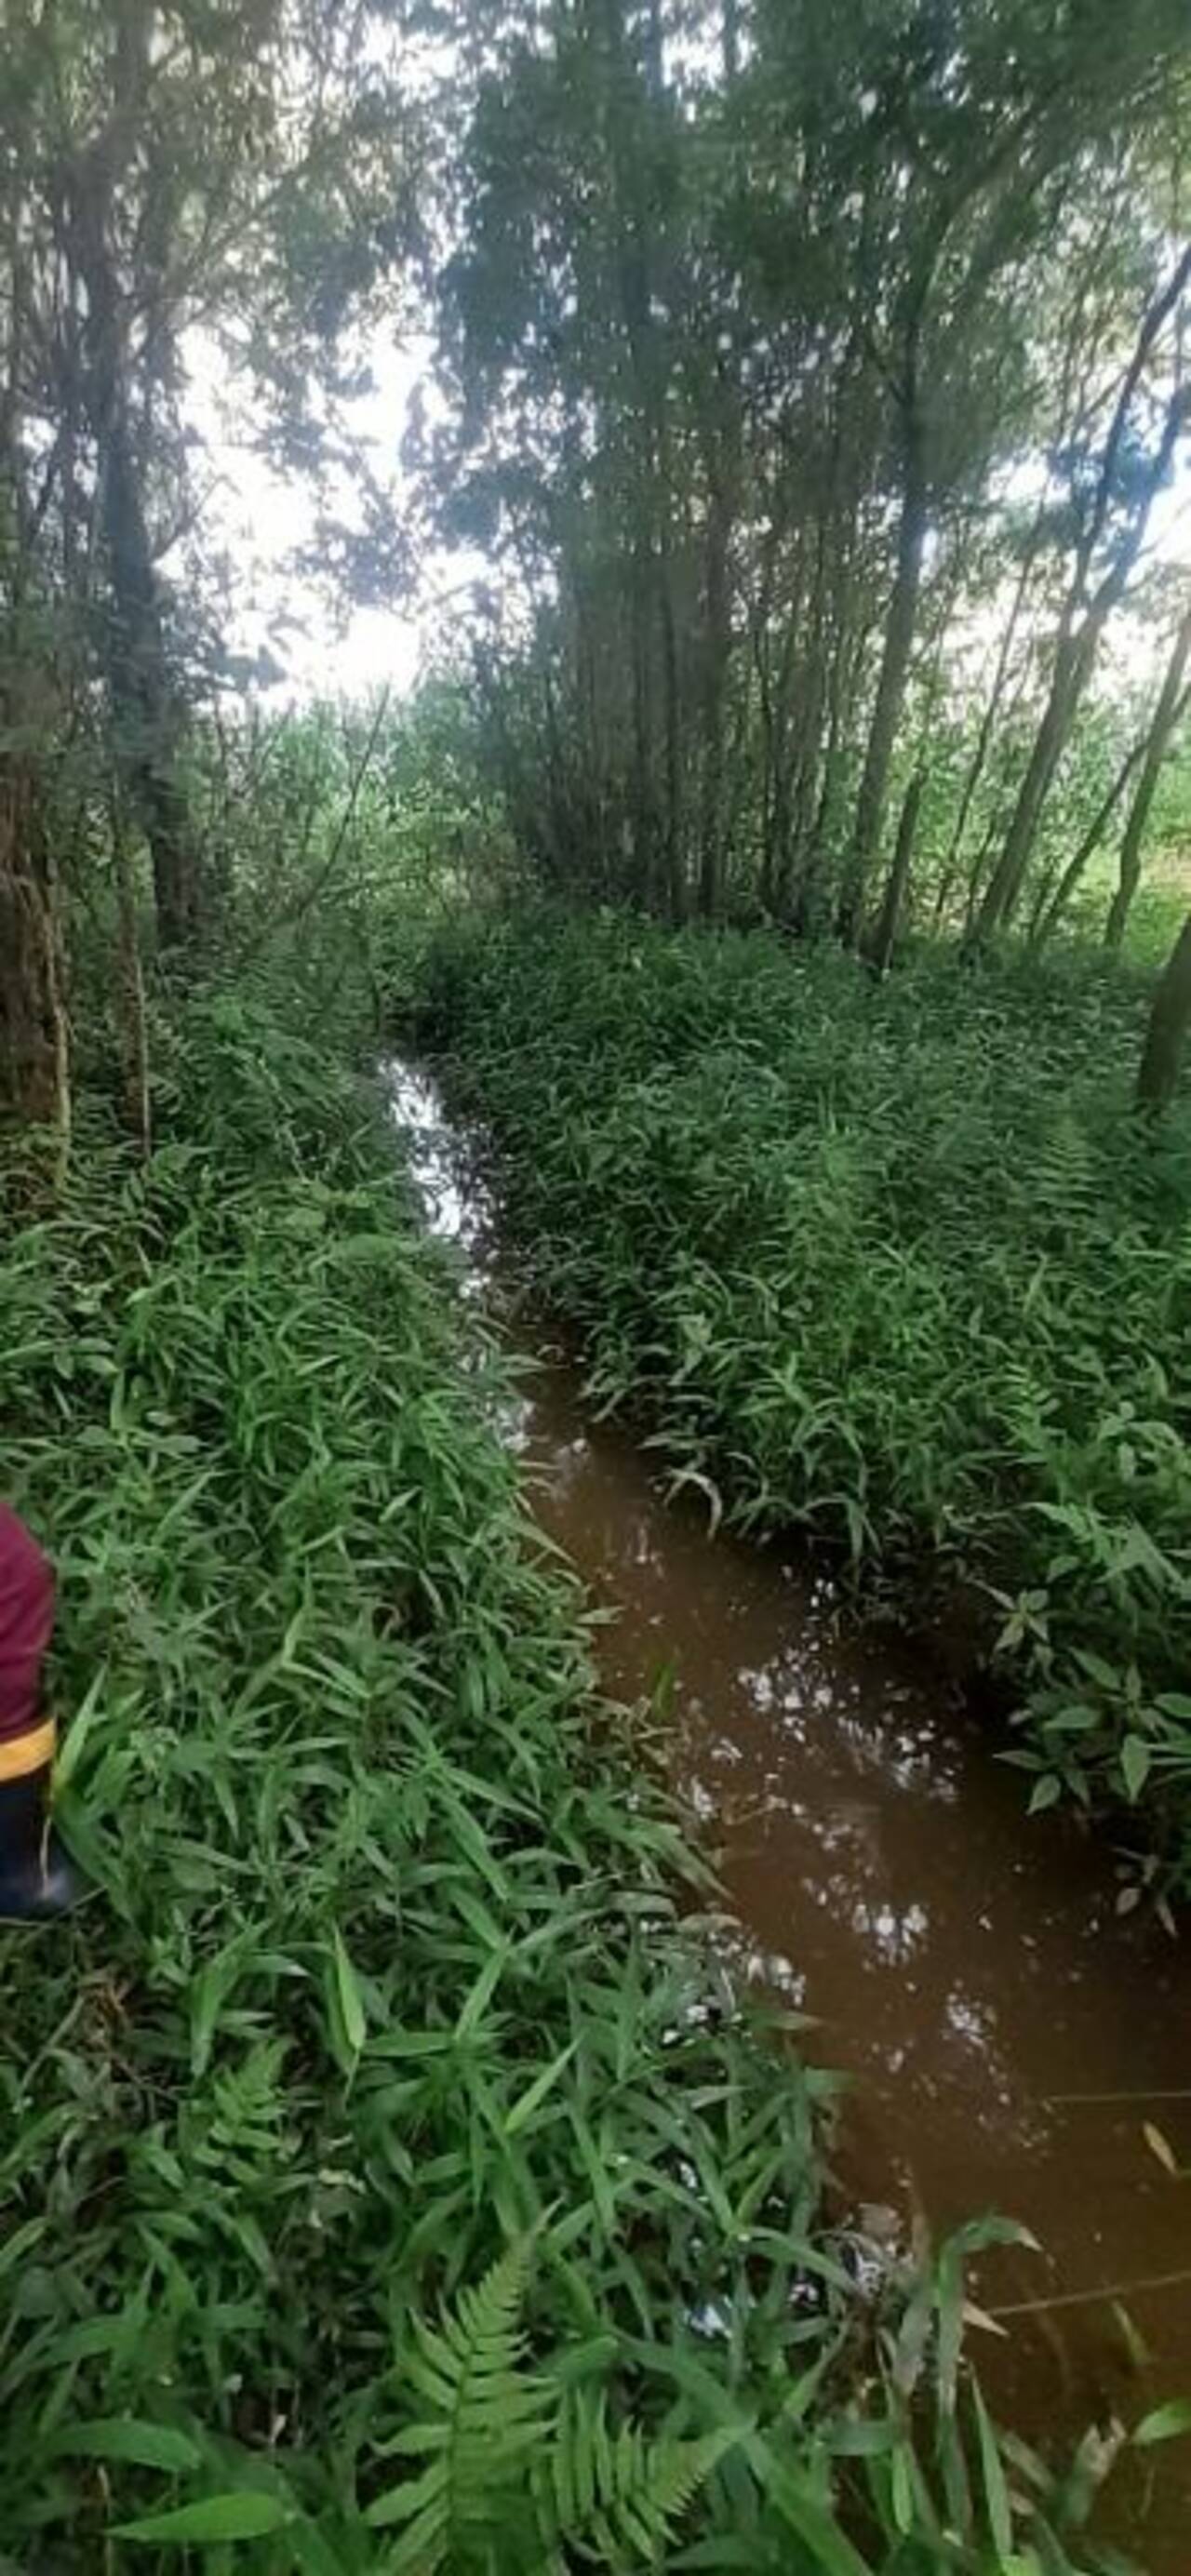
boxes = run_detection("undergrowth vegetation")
[1,988,1145,2569]
[411,910,1191,1905]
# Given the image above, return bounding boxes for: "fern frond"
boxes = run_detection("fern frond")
[1034,1112,1094,1225]
[543,2392,734,2569]
[367,2252,732,2570]
[366,2240,555,2569]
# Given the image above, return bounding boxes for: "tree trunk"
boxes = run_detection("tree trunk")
[1030,729,1149,943]
[974,255,1191,948]
[782,517,834,912]
[628,522,658,904]
[836,409,927,945]
[1104,607,1191,951]
[100,407,202,952]
[658,531,684,923]
[598,0,681,917]
[1137,909,1191,1115]
[868,767,924,975]
[932,521,1039,928]
[65,35,202,959]
[971,626,1089,941]
[961,802,1007,937]
[754,552,802,912]
[798,590,863,935]
[697,467,734,920]
[112,804,151,1156]
[0,755,70,1156]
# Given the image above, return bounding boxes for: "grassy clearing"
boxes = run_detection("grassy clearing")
[1,987,1140,2569]
[411,909,1191,1905]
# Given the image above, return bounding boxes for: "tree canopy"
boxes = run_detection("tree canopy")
[4,0,1191,1129]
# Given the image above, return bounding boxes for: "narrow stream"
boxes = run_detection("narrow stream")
[386,1058,1191,2568]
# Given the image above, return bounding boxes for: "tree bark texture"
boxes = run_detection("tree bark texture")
[868,766,924,975]
[0,755,70,1149]
[836,411,927,944]
[1104,606,1191,951]
[1138,909,1191,1115]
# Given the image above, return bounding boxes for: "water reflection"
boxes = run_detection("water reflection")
[385,1055,1191,2566]
[383,1061,492,1271]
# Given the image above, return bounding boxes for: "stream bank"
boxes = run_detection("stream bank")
[387,1057,1191,2570]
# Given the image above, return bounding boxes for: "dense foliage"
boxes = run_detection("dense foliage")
[6,0,1191,1145]
[0,0,415,1131]
[5,1,1191,2559]
[3,992,1151,2570]
[413,909,1191,1903]
[423,0,1191,984]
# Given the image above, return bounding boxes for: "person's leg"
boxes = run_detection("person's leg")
[0,1503,57,1765]
[0,1504,83,1919]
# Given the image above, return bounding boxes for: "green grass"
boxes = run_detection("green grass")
[410,907,1191,1907]
[1,984,1146,2568]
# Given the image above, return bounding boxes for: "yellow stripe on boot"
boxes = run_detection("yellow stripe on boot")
[0,1718,57,1783]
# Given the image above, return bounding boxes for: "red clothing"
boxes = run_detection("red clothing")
[0,1505,54,1748]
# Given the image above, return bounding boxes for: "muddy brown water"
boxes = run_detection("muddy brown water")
[386,1059,1191,2569]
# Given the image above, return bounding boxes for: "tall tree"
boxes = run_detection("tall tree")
[427,0,1191,944]
[973,242,1191,944]
[1104,594,1191,950]
[1138,906,1191,1114]
[2,0,413,968]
